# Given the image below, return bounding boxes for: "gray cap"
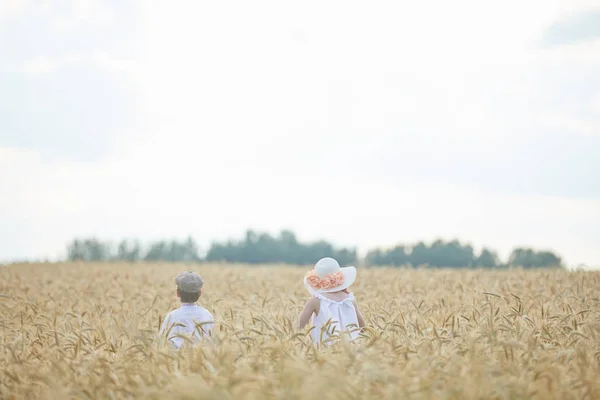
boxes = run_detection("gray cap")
[175,270,204,293]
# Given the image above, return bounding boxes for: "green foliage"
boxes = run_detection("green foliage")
[66,236,200,263]
[143,237,200,262]
[205,230,357,265]
[64,231,563,268]
[477,248,499,268]
[365,240,562,268]
[508,247,562,268]
[366,239,479,268]
[365,245,409,266]
[67,238,112,262]
[117,239,141,262]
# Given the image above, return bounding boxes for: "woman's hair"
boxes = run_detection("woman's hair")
[179,290,201,303]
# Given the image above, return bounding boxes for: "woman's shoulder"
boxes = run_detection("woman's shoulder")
[313,292,355,303]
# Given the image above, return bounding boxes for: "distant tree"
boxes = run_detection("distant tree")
[205,242,228,262]
[182,236,200,262]
[509,247,562,268]
[279,230,300,263]
[117,239,141,262]
[409,242,429,267]
[67,239,85,261]
[66,238,111,261]
[368,240,477,268]
[132,237,195,262]
[476,248,499,267]
[204,230,356,265]
[88,239,111,261]
[144,241,167,261]
[64,234,565,269]
[365,249,384,266]
[439,240,475,267]
[334,248,357,266]
[365,245,409,266]
[536,251,562,268]
[509,248,534,267]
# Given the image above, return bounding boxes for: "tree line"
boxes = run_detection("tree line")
[65,229,564,268]
[365,240,562,268]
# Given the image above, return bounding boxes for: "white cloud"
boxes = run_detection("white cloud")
[556,0,600,17]
[0,0,114,28]
[22,56,58,74]
[538,113,600,137]
[72,0,99,21]
[593,95,600,112]
[52,0,114,31]
[0,0,27,19]
[135,0,559,157]
[0,148,46,214]
[1,144,599,266]
[5,53,138,75]
[537,38,600,66]
[2,0,600,267]
[90,51,138,74]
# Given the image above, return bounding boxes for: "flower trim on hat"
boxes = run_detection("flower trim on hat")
[305,270,344,291]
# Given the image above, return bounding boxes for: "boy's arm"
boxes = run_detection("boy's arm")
[353,300,366,328]
[298,297,318,330]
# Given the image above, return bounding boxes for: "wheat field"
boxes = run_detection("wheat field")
[0,263,599,399]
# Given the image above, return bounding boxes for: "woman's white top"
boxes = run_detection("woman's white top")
[310,292,360,345]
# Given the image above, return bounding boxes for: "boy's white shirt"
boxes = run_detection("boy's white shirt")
[160,303,214,349]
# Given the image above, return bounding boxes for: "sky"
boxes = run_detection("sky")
[1,0,599,268]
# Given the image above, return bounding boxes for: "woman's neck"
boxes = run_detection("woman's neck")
[322,291,350,301]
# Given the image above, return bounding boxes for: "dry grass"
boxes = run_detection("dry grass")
[0,263,599,400]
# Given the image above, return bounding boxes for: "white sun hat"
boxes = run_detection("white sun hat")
[303,257,357,294]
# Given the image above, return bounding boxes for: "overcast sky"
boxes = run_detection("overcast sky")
[1,0,599,267]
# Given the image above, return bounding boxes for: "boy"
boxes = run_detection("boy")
[160,270,214,349]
